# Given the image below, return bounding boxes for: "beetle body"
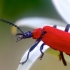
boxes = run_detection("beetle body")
[32,26,70,55]
[0,18,70,66]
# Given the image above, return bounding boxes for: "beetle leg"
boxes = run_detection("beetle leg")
[53,24,68,66]
[53,25,57,28]
[39,43,45,60]
[59,51,67,66]
[59,24,70,66]
[65,24,70,32]
[20,39,41,65]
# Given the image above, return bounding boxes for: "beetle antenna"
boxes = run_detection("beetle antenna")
[0,18,23,33]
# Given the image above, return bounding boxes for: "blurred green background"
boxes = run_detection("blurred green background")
[0,0,64,20]
[0,0,70,70]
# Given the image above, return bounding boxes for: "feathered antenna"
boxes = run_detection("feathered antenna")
[0,18,23,33]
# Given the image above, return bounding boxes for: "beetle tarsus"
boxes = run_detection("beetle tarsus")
[39,53,44,60]
[20,51,30,65]
[39,43,44,60]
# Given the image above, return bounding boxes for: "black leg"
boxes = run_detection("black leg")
[19,51,30,65]
[53,24,67,66]
[59,24,70,66]
[59,52,67,66]
[65,24,70,56]
[53,25,57,28]
[20,40,41,65]
[39,43,45,60]
[65,24,70,32]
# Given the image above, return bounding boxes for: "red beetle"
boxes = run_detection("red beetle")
[0,18,70,66]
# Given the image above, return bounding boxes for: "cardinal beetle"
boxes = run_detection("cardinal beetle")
[0,18,70,66]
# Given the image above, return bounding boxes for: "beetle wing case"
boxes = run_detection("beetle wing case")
[42,26,70,55]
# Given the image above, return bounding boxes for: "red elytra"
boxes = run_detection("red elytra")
[32,26,70,55]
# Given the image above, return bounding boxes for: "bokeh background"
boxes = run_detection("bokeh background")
[0,0,70,70]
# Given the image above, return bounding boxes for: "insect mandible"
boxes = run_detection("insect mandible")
[0,18,70,66]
